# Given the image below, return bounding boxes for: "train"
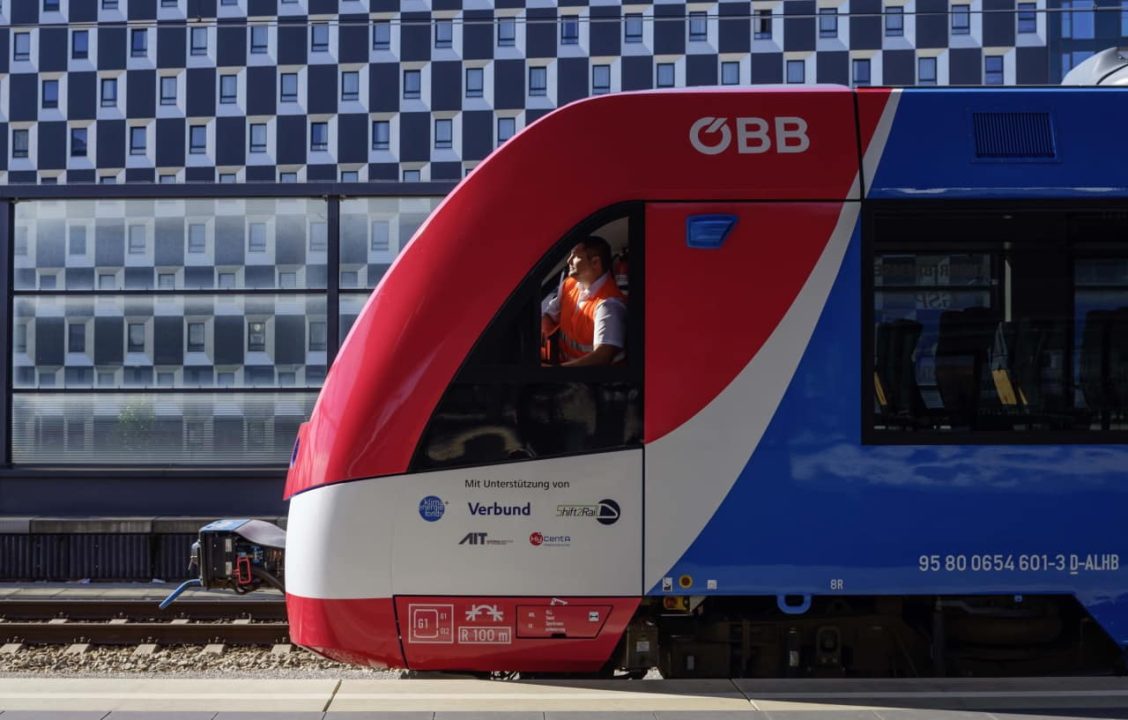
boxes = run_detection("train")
[179,84,1128,678]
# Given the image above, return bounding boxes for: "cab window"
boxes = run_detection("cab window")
[410,204,643,471]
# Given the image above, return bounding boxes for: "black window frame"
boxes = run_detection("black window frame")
[249,123,267,153]
[656,62,675,88]
[592,64,611,94]
[188,125,207,154]
[41,79,59,109]
[561,15,580,45]
[14,32,31,62]
[219,74,238,104]
[72,30,89,59]
[130,28,147,57]
[100,77,118,107]
[250,26,269,54]
[885,6,905,36]
[190,27,208,56]
[529,66,547,96]
[864,201,1128,446]
[280,73,298,103]
[1017,2,1037,32]
[951,4,971,34]
[160,76,177,105]
[918,56,938,85]
[434,19,454,49]
[310,121,329,152]
[12,129,30,159]
[721,61,740,85]
[688,11,708,41]
[67,323,85,354]
[465,67,484,98]
[755,9,773,39]
[341,70,360,102]
[819,7,839,38]
[372,20,391,50]
[310,23,329,53]
[372,120,391,150]
[129,126,147,155]
[434,118,453,149]
[497,17,516,47]
[403,69,421,99]
[624,13,644,43]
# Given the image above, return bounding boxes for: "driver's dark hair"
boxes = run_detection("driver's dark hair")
[580,235,613,276]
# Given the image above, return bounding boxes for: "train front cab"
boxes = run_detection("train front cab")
[286,87,1128,677]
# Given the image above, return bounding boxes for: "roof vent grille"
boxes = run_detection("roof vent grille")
[973,112,1056,159]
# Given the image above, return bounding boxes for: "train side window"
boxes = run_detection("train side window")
[869,208,1128,439]
[410,204,643,472]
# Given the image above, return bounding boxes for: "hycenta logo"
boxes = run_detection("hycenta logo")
[468,501,532,517]
[690,116,810,155]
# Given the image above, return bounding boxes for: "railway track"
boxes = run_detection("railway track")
[0,599,288,647]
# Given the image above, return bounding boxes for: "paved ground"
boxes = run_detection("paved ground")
[1,677,1128,718]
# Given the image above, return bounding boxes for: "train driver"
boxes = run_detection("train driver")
[540,235,627,366]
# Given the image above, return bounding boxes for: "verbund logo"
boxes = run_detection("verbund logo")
[690,116,810,155]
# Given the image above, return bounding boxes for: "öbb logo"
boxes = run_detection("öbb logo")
[689,116,810,155]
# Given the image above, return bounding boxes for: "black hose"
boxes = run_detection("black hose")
[251,566,285,593]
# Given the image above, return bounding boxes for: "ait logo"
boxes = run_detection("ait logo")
[529,532,544,546]
[418,496,446,522]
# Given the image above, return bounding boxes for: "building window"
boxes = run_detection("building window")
[498,116,516,144]
[819,8,838,37]
[853,58,872,85]
[250,26,268,54]
[187,323,205,352]
[310,222,328,251]
[624,13,643,43]
[1017,2,1037,32]
[161,0,178,6]
[951,4,971,34]
[311,23,329,52]
[249,123,267,153]
[656,62,675,87]
[190,27,208,55]
[755,9,773,39]
[372,20,391,50]
[160,76,177,104]
[188,223,206,253]
[918,56,938,85]
[72,30,89,59]
[42,79,59,109]
[44,0,61,10]
[218,271,237,287]
[99,175,117,184]
[248,222,267,252]
[371,220,390,251]
[219,74,237,104]
[189,125,207,154]
[529,66,547,96]
[14,32,30,62]
[129,126,146,155]
[280,73,298,102]
[721,61,740,85]
[128,323,145,353]
[592,64,611,94]
[309,321,327,351]
[403,69,421,99]
[1062,0,1095,39]
[561,16,580,45]
[100,77,117,106]
[68,324,85,354]
[466,67,484,98]
[248,321,266,352]
[131,28,147,57]
[128,225,146,254]
[885,6,904,36]
[12,129,29,159]
[435,19,453,48]
[341,70,359,101]
[688,11,708,41]
[102,0,119,8]
[340,170,358,182]
[434,118,453,149]
[310,122,329,152]
[69,226,86,255]
[160,174,177,184]
[984,55,1004,84]
[15,324,28,354]
[372,120,390,150]
[498,17,516,47]
[98,273,115,289]
[158,273,175,289]
[786,58,805,84]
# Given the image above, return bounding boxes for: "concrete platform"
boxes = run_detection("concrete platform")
[1,677,1128,718]
[0,582,282,603]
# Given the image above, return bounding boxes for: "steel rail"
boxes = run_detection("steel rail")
[0,600,286,622]
[0,620,289,646]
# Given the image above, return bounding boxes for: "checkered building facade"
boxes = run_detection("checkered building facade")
[1,0,1063,186]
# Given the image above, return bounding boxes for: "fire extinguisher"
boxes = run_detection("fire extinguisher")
[613,248,629,297]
